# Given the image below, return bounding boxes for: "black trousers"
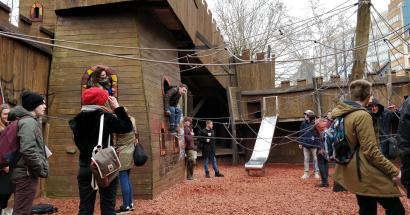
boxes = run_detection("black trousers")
[77,164,118,215]
[356,195,405,215]
[317,154,329,185]
[0,193,12,210]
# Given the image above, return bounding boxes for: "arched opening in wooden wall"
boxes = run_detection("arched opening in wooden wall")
[81,65,118,103]
[161,76,171,96]
[30,3,43,21]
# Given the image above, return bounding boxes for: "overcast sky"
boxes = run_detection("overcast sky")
[206,0,389,18]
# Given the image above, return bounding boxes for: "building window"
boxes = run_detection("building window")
[30,3,43,22]
[246,101,261,119]
[388,15,400,25]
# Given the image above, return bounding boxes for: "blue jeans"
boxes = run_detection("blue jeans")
[203,156,219,173]
[303,147,319,174]
[119,170,133,208]
[167,106,182,128]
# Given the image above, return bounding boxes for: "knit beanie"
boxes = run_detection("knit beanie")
[82,87,109,106]
[21,91,45,111]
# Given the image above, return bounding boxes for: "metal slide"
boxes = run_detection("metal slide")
[245,116,277,170]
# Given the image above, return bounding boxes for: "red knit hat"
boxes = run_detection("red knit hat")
[82,87,109,106]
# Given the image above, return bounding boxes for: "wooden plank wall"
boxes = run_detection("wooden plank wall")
[239,75,410,120]
[47,11,150,197]
[135,10,185,198]
[236,62,275,91]
[167,0,231,88]
[0,34,50,103]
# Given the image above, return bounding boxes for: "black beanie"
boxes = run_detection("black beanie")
[21,91,44,111]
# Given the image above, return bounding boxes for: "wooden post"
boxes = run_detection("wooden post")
[334,43,338,76]
[312,77,322,117]
[350,0,372,81]
[226,87,239,165]
[387,69,392,105]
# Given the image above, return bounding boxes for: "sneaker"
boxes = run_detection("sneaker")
[314,173,320,179]
[116,206,130,214]
[300,173,309,179]
[130,203,135,211]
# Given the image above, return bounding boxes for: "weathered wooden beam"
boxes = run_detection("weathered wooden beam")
[40,26,55,38]
[226,87,239,164]
[190,96,209,117]
[196,31,213,49]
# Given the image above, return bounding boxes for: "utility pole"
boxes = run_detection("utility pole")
[350,0,372,82]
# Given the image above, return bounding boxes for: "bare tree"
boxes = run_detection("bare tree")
[213,0,286,57]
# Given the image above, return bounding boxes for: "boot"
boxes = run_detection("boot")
[215,171,224,177]
[205,171,210,178]
[189,162,194,180]
[186,160,193,180]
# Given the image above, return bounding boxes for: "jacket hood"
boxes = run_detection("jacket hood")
[10,106,34,119]
[332,100,366,118]
[368,97,385,116]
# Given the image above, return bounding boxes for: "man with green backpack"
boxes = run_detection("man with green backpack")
[332,80,404,215]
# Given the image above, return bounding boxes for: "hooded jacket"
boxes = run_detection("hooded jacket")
[368,98,394,146]
[12,106,48,180]
[69,106,133,165]
[332,100,400,197]
[398,97,410,197]
[298,120,320,148]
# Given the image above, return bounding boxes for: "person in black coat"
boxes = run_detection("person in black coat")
[199,120,224,178]
[398,97,410,207]
[69,87,133,215]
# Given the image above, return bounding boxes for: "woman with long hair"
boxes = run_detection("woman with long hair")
[0,104,13,212]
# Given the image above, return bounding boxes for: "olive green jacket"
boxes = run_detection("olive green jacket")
[12,106,48,180]
[332,100,400,197]
[116,117,135,171]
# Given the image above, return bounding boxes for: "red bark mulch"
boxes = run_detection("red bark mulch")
[33,164,409,214]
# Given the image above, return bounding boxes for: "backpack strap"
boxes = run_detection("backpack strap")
[355,144,362,182]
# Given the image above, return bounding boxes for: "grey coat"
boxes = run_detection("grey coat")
[12,106,48,181]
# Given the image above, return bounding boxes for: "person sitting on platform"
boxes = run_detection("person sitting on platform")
[164,84,187,133]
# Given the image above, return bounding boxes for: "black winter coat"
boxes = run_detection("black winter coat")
[398,98,410,197]
[199,128,216,158]
[69,106,133,164]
